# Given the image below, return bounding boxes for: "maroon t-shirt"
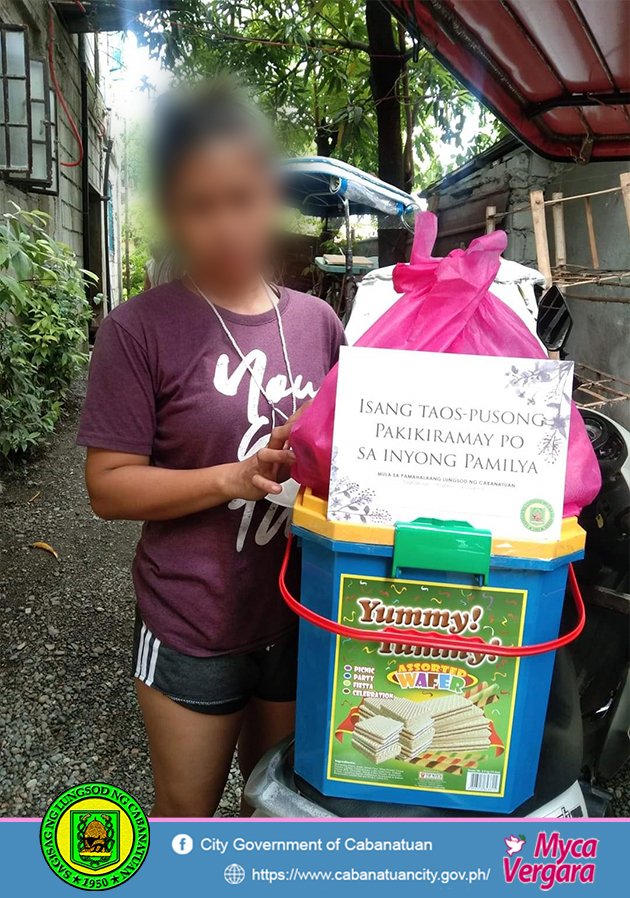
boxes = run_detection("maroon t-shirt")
[77,282,345,656]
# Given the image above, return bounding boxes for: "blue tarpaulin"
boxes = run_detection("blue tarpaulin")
[279,156,419,219]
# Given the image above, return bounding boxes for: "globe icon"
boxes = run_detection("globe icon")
[224,863,246,885]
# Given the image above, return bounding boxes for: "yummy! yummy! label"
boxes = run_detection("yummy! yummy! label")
[328,574,527,797]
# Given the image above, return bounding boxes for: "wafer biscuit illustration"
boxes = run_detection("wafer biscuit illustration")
[400,730,433,761]
[361,698,387,714]
[378,696,429,723]
[353,733,400,755]
[397,713,435,761]
[354,715,403,741]
[352,714,403,764]
[353,740,402,764]
[352,732,390,752]
[416,694,479,718]
[433,708,484,730]
[434,724,490,745]
[429,734,491,749]
[403,714,434,736]
[358,697,394,720]
[440,710,486,725]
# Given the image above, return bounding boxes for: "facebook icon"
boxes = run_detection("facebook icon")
[172,834,194,855]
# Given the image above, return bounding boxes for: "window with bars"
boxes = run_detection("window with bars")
[0,26,58,192]
[0,25,31,172]
[32,87,58,195]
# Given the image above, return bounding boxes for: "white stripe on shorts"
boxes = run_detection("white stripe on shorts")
[134,623,147,679]
[139,626,152,681]
[145,637,161,688]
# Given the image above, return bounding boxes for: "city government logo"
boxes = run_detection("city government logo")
[520,498,554,532]
[40,783,150,891]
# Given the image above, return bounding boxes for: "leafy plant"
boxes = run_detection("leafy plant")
[122,194,158,299]
[0,203,98,456]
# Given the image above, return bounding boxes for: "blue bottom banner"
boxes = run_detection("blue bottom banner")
[2,819,628,896]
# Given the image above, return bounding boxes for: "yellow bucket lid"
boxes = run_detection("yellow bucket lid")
[293,488,585,561]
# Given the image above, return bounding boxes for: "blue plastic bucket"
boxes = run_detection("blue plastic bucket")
[291,490,585,813]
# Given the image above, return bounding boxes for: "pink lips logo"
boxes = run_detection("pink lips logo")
[504,835,526,856]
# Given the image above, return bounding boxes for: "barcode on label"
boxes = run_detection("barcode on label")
[466,770,501,793]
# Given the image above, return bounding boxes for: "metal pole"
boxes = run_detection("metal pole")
[101,136,113,310]
[342,196,354,321]
[78,34,91,286]
[124,117,130,297]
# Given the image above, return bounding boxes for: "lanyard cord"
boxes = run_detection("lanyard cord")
[189,277,297,428]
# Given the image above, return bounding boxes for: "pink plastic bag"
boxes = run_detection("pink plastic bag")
[291,212,600,517]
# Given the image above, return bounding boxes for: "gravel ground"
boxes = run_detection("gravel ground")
[602,767,630,818]
[0,375,241,818]
[0,376,628,818]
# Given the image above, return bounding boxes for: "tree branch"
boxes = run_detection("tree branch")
[161,16,372,55]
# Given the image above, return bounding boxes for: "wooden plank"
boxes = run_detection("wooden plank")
[584,196,599,269]
[565,293,630,303]
[485,205,496,234]
[621,171,630,237]
[530,189,552,289]
[576,386,615,402]
[555,271,630,288]
[551,192,566,268]
[530,189,557,357]
[575,364,630,387]
[543,185,622,204]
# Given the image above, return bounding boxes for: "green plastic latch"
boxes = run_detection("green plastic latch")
[391,517,492,584]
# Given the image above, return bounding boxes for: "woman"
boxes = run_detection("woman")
[78,81,345,817]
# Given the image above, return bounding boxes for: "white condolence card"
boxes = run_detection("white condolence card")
[328,346,573,541]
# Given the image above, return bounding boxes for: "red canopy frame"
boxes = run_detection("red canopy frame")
[387,0,630,162]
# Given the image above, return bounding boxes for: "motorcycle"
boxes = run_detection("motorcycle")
[573,408,630,783]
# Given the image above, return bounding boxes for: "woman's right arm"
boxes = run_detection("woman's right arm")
[85,422,296,522]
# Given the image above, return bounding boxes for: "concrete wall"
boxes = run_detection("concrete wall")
[0,1,120,314]
[426,144,630,429]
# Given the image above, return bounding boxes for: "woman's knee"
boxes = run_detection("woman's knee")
[151,784,220,818]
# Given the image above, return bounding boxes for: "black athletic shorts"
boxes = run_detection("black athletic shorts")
[132,610,298,715]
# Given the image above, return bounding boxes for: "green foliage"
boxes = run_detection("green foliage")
[0,204,97,456]
[125,243,149,299]
[131,0,505,189]
[123,194,158,299]
[124,119,151,195]
[121,121,160,299]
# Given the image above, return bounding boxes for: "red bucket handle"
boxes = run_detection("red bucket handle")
[279,533,585,658]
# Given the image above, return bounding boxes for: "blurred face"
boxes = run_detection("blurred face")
[164,137,277,293]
